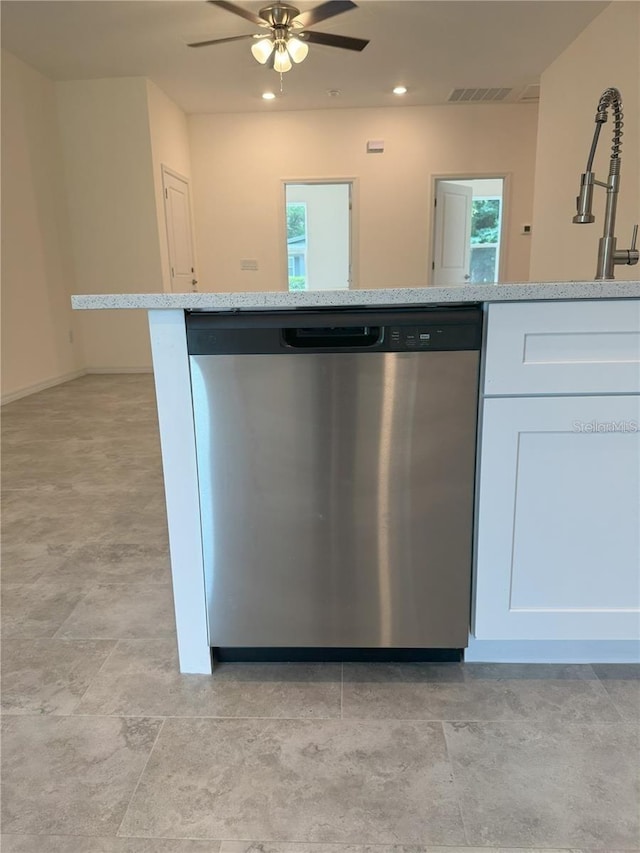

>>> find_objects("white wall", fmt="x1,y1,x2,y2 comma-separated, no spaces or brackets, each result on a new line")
530,2,640,282
1,50,83,400
189,103,538,291
56,77,162,369
146,80,195,293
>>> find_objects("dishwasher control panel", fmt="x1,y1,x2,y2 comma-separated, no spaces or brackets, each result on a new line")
187,306,482,354
388,323,479,351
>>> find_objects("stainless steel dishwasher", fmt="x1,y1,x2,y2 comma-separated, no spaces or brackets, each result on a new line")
187,306,482,660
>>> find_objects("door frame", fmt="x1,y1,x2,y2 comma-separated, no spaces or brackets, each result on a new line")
161,164,198,293
279,177,359,291
430,172,511,285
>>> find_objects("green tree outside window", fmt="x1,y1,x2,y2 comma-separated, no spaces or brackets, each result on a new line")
470,199,500,245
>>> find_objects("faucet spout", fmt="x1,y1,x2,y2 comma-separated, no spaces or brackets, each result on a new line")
572,87,638,280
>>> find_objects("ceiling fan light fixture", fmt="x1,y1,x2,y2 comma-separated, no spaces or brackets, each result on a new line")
273,43,293,72
286,36,309,63
251,37,275,64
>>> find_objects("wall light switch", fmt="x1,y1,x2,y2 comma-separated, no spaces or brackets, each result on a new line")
241,259,259,271
521,224,532,235
366,140,385,153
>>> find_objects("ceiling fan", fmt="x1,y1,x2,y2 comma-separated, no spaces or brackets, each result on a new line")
188,0,369,73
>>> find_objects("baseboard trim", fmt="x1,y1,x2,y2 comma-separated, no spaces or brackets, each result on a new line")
2,367,154,404
85,367,153,374
1,369,86,405
465,637,640,664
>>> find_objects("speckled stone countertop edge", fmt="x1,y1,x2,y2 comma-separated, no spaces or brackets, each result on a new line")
71,281,640,310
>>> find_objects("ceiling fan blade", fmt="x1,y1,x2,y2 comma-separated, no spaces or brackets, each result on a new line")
188,33,256,47
294,0,357,28
302,30,369,51
207,0,267,26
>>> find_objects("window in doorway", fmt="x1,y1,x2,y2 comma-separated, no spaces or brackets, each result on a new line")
284,182,352,291
286,202,308,291
470,197,502,283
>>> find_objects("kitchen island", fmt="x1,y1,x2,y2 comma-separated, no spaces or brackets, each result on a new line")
73,281,640,673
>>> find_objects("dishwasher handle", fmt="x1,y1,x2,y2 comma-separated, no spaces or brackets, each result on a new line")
282,325,383,349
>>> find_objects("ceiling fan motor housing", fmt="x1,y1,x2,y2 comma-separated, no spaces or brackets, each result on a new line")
260,4,301,27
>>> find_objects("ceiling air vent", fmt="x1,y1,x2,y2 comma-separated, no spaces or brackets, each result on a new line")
518,84,541,102
448,87,512,103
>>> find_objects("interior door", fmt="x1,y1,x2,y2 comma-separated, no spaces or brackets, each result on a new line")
432,181,473,286
162,167,197,293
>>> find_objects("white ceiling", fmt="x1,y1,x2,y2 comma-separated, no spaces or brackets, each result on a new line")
1,0,609,114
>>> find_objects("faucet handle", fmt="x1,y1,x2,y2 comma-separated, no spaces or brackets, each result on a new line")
613,225,640,267
624,224,639,267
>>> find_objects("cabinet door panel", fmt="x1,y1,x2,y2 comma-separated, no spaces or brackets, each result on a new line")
475,395,640,640
484,300,640,396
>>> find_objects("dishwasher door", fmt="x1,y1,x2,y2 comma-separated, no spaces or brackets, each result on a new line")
191,348,479,649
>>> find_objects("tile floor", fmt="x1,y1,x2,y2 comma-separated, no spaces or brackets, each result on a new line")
1,374,639,852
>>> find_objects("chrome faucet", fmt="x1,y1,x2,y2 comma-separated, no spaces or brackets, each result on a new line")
573,87,638,280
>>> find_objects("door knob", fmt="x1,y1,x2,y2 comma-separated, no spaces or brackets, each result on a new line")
464,274,471,281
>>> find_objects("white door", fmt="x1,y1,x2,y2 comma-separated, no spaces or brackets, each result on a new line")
475,395,640,641
162,168,197,293
432,181,473,286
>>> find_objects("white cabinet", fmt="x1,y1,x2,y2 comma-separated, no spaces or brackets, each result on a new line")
475,394,640,640
473,299,640,655
484,300,640,396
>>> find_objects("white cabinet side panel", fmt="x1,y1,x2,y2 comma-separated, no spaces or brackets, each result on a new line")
149,309,211,673
475,394,640,640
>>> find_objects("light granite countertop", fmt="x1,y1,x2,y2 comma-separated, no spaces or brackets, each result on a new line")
71,280,640,311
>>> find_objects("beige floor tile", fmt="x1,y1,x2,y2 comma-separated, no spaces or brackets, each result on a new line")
1,486,166,545
0,543,71,584
49,543,171,589
1,486,129,544
0,840,593,853
592,664,640,722
220,844,363,853
1,638,115,715
1,715,162,836
219,845,582,853
1,583,88,639
342,662,621,722
76,639,341,718
95,497,168,546
55,583,176,640
1,838,220,853
592,678,640,722
443,720,640,848
119,718,465,844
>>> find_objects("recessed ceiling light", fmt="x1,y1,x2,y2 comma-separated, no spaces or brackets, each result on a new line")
393,86,408,96
262,91,276,100
327,89,341,97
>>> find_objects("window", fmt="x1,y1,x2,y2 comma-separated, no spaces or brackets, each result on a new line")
286,202,308,291
470,197,502,283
